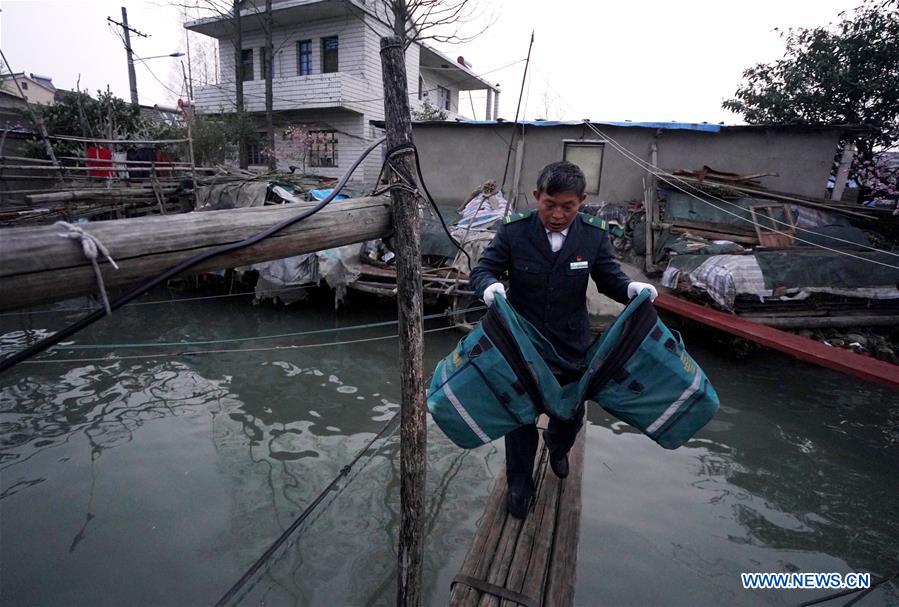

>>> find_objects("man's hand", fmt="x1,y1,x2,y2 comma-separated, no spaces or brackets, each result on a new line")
483,282,506,306
627,281,658,301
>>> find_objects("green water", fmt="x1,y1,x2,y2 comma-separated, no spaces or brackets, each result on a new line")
1,289,897,606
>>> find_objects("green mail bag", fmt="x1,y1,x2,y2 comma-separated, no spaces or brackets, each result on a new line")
426,290,719,449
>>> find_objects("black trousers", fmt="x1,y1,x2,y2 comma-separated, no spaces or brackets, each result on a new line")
505,367,585,496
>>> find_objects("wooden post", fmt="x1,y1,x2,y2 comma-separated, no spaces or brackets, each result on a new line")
380,35,426,607
643,137,659,273
830,144,854,201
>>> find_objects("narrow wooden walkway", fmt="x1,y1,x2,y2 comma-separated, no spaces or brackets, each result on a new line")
450,420,585,607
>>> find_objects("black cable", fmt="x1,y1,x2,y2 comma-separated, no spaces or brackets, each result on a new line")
383,143,473,272
0,137,387,374
214,411,400,607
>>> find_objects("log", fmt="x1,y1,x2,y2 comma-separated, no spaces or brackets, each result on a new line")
0,196,391,311
26,188,179,203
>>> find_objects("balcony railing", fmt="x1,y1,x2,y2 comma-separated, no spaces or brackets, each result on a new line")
194,72,375,114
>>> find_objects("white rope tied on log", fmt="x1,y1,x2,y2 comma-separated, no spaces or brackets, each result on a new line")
55,221,120,315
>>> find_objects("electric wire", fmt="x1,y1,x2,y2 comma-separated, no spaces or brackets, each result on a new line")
19,326,458,365
578,121,899,270
0,136,387,375
0,286,314,317
528,64,899,264
189,58,525,122
383,143,473,272
39,305,484,351
215,406,402,607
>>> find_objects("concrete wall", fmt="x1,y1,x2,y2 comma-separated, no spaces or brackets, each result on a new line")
409,123,841,208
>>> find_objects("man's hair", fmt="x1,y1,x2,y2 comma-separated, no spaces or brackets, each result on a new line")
536,161,587,196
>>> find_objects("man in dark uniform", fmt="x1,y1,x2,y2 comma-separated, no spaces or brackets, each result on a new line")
469,161,657,518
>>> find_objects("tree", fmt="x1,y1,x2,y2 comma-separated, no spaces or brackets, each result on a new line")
723,0,899,160
353,0,489,49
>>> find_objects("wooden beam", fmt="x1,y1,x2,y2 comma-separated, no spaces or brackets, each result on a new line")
0,196,391,311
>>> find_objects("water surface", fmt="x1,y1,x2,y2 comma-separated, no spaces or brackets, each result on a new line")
1,289,897,606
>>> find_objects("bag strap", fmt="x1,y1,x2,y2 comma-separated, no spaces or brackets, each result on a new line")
451,574,539,607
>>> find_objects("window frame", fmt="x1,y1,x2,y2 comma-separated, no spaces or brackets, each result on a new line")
321,36,339,74
240,48,254,82
436,85,450,111
562,140,605,195
297,39,312,76
308,130,338,168
246,141,263,165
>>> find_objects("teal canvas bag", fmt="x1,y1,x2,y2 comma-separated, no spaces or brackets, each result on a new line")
426,291,719,450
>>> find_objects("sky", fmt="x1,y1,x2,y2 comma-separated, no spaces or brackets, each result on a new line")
0,0,861,123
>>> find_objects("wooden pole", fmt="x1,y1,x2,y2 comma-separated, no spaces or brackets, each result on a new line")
0,196,390,311
643,137,658,273
380,35,426,607
264,0,276,171
121,7,140,106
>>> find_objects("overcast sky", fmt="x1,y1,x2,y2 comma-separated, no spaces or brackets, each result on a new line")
0,0,860,123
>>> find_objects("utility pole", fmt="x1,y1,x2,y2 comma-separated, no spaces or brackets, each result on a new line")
108,7,148,106
380,35,426,607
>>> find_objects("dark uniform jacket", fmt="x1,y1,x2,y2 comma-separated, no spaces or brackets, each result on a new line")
469,210,631,362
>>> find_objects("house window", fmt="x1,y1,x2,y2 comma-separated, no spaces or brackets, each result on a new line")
259,47,273,79
418,76,423,100
436,85,450,111
563,141,605,195
309,131,338,167
246,142,263,165
321,36,338,73
21,82,28,90
241,49,254,82
297,40,312,75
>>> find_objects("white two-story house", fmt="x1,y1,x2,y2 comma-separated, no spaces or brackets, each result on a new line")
184,0,500,185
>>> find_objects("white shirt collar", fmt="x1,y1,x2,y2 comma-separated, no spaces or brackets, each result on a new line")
545,227,569,237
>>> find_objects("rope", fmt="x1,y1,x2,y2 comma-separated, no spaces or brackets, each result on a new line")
215,410,401,607
579,121,899,270
0,286,314,317
54,221,120,315
19,326,459,365
47,305,485,350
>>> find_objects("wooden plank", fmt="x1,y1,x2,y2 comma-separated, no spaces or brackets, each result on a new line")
655,293,899,390
545,427,586,606
0,197,391,310
501,436,558,607
451,470,512,606
519,461,561,606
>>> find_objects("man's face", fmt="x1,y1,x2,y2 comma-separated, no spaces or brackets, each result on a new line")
533,189,586,232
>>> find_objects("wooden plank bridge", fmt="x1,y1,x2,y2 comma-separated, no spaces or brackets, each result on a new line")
450,419,586,607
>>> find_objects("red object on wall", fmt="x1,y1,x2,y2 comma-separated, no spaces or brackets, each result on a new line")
86,146,113,178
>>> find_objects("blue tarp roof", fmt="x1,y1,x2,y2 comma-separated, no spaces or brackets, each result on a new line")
435,120,722,132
